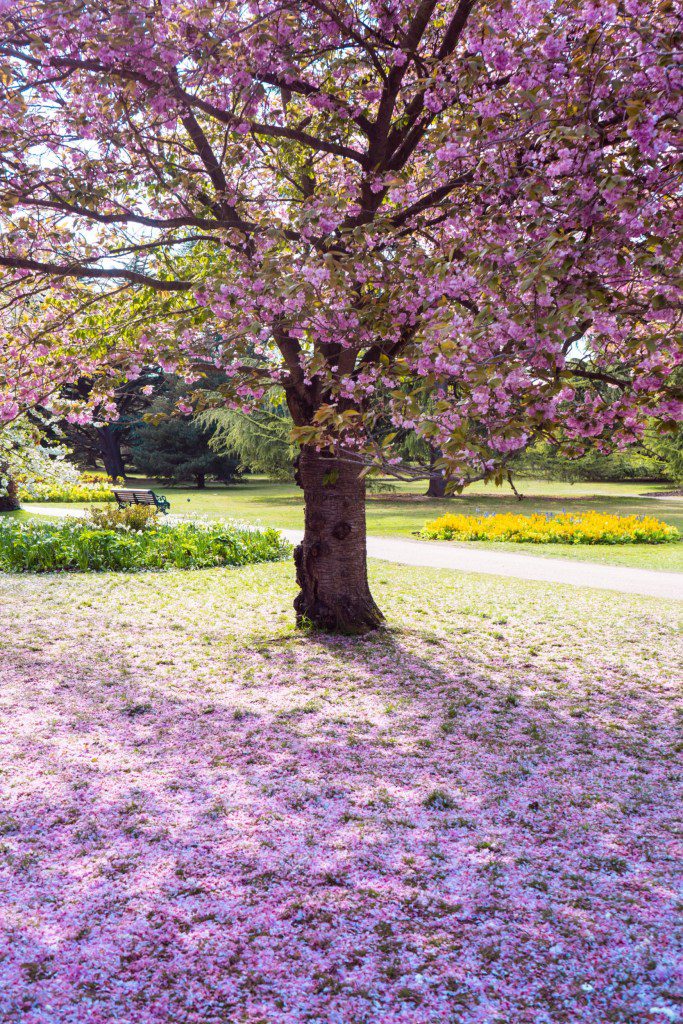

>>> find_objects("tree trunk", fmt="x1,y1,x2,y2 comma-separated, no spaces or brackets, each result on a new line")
96,425,125,479
426,471,447,498
294,448,384,634
195,472,206,489
0,463,20,511
425,444,450,497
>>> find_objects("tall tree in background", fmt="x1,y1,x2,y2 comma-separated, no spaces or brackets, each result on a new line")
130,380,240,487
41,370,164,478
0,1,680,630
200,402,296,481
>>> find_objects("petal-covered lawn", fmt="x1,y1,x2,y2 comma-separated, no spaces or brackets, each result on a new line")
0,563,680,1024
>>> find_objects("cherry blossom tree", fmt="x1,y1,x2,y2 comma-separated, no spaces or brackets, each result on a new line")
0,0,681,630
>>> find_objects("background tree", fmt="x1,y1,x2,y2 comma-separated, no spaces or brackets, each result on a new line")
130,391,239,488
36,370,164,478
511,439,668,485
646,426,683,486
200,401,296,482
0,1,680,630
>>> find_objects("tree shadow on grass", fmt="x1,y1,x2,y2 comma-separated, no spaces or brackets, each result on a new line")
1,622,679,1024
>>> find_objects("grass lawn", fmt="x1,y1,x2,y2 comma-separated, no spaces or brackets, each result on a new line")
1,561,680,1022
29,475,683,571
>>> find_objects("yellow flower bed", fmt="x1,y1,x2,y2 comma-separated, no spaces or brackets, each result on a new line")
422,511,680,545
19,482,116,502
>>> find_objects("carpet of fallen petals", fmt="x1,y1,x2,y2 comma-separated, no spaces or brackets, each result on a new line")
0,561,681,1024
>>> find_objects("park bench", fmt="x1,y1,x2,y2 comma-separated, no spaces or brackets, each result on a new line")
112,487,171,514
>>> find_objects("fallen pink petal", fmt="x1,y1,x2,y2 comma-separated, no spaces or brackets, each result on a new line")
1,564,679,1023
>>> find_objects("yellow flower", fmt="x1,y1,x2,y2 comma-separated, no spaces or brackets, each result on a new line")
422,511,679,545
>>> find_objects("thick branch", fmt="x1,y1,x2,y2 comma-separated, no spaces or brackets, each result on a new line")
385,0,477,166
391,171,475,227
0,255,192,291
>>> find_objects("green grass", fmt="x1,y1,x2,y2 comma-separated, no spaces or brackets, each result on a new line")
445,536,682,571
1,508,65,524
12,474,683,572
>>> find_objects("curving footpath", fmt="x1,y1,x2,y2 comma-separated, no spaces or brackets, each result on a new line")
281,530,683,601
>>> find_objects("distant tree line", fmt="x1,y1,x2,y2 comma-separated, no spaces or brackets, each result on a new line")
39,372,294,488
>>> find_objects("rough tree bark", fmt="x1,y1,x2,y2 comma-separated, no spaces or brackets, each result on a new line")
0,462,20,511
95,425,125,479
293,447,384,633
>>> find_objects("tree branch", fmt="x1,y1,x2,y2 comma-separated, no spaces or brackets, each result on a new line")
0,255,193,291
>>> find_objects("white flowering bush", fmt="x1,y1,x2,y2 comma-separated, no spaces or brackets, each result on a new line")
1,417,110,501
1,419,74,494
0,419,119,503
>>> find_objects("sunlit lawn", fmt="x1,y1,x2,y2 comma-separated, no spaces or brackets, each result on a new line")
28,475,683,572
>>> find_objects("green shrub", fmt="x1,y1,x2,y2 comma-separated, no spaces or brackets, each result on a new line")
0,516,291,573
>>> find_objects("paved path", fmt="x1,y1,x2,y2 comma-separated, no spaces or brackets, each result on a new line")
26,507,682,601
280,530,682,601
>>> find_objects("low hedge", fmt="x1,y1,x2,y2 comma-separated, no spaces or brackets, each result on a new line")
0,515,291,573
421,511,680,545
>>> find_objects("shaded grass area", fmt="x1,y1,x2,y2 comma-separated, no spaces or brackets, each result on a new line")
30,475,682,572
0,562,680,1023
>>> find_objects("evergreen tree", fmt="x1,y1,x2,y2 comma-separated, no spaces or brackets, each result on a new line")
200,402,295,481
47,371,165,478
131,396,239,488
